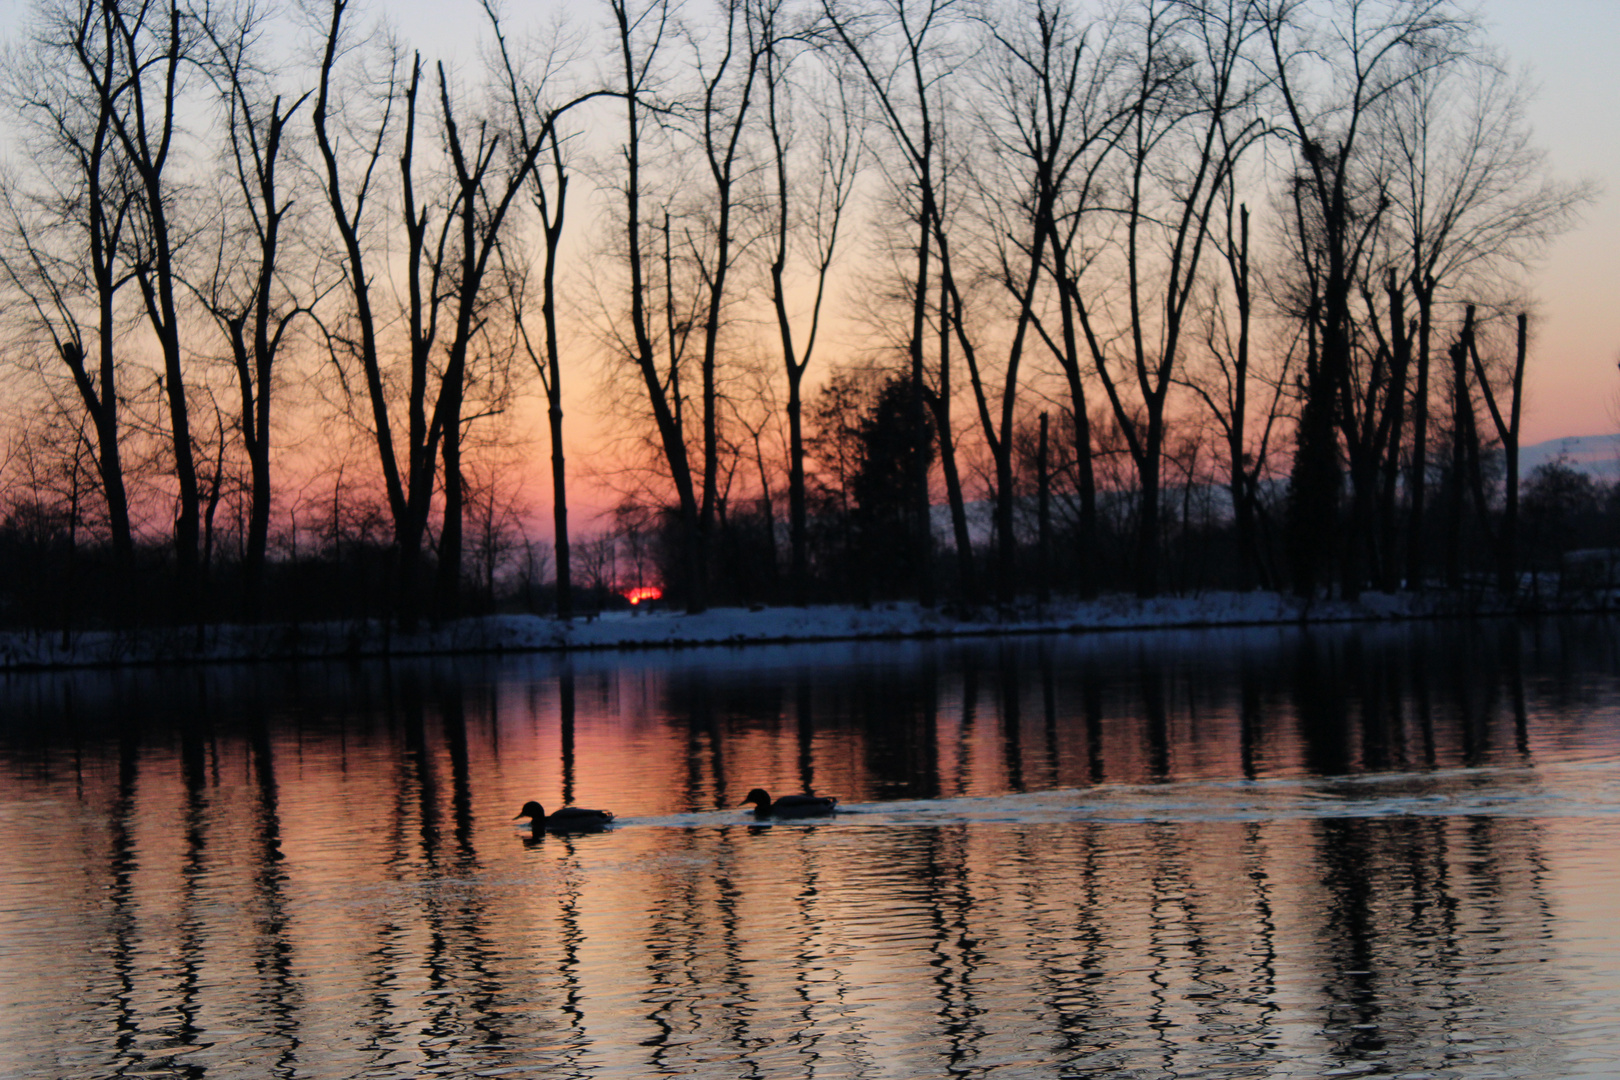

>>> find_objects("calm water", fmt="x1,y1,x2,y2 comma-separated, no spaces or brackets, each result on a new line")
3,618,1620,1078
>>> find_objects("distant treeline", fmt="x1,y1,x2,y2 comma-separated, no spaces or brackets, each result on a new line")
0,0,1597,629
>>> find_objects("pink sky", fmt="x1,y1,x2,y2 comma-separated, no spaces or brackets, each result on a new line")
1479,0,1620,443
392,0,1620,542
369,0,1620,450
0,0,1610,541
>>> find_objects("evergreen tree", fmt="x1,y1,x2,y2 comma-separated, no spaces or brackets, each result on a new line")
852,376,935,602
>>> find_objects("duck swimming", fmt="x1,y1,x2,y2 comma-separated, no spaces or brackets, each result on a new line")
514,801,614,831
741,788,838,818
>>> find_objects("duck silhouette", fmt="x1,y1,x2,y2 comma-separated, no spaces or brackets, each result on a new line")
741,788,837,818
514,801,614,831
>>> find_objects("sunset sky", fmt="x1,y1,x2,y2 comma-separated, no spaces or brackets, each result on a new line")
384,0,1620,455
0,0,1613,532
1475,0,1620,443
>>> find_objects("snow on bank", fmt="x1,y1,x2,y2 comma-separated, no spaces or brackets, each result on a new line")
0,589,1531,671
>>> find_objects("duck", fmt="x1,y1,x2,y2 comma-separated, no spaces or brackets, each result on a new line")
741,788,838,818
514,801,615,831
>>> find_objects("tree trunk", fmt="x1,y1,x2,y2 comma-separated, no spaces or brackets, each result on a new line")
548,389,572,619
1469,311,1528,593
1037,412,1051,605
1444,318,1469,589
1407,276,1434,590
1226,207,1260,589
614,0,705,611
787,367,807,602
933,273,976,604
1379,272,1410,592
908,191,935,608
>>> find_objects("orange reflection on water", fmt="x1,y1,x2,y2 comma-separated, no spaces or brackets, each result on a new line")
0,620,1617,1077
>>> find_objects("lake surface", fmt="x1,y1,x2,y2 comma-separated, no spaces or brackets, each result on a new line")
2,618,1619,1078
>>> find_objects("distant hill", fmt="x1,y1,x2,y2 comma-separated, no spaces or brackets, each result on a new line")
1520,434,1620,481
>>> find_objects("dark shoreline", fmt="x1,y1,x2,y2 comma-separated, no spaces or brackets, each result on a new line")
0,589,1609,673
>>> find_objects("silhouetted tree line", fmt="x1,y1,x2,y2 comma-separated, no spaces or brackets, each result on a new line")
0,0,1597,632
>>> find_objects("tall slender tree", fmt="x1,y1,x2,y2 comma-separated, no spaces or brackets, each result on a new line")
604,0,708,611
973,0,1127,601
95,0,204,593
0,0,138,571
194,3,313,618
823,0,979,606
1375,52,1590,588
763,4,861,603
1262,0,1466,597
1079,0,1263,598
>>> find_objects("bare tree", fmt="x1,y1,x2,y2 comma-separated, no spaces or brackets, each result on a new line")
688,0,771,575
314,0,602,621
499,20,607,624
1466,309,1527,590
969,0,1128,601
1261,0,1468,597
822,0,982,607
93,0,206,590
462,452,531,610
1183,202,1296,589
309,0,421,608
1373,52,1591,589
763,1,861,603
594,0,771,610
601,0,714,611
510,109,580,619
0,0,138,570
1075,0,1265,598
1016,4,1131,600
0,396,99,636
192,1,314,617
311,14,429,620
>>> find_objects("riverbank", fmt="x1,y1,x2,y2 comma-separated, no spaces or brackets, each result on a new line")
0,587,1584,670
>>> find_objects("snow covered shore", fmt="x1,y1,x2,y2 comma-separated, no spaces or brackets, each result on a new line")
0,589,1550,670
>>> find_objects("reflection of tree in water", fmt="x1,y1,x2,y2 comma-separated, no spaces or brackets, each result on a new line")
635,827,763,1076
560,663,577,804
1306,814,1557,1074
1038,822,1290,1074
794,672,817,798
547,833,598,1080
1144,825,1211,1066
920,826,990,1074
608,620,1564,802
959,814,1551,1076
1287,623,1539,779
245,703,301,1079
992,645,1025,794
1079,655,1106,785
655,668,723,810
626,623,1560,800
1239,661,1264,779
1011,823,1126,1069
103,722,142,1071
856,653,944,801
0,620,1604,1077
1139,656,1171,781
167,696,212,1079
632,822,880,1078
36,678,303,1078
1292,631,1356,776
352,674,514,1074
780,829,870,1080
94,683,297,1079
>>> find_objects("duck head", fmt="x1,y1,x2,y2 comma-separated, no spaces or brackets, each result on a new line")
740,788,771,809
514,801,546,822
